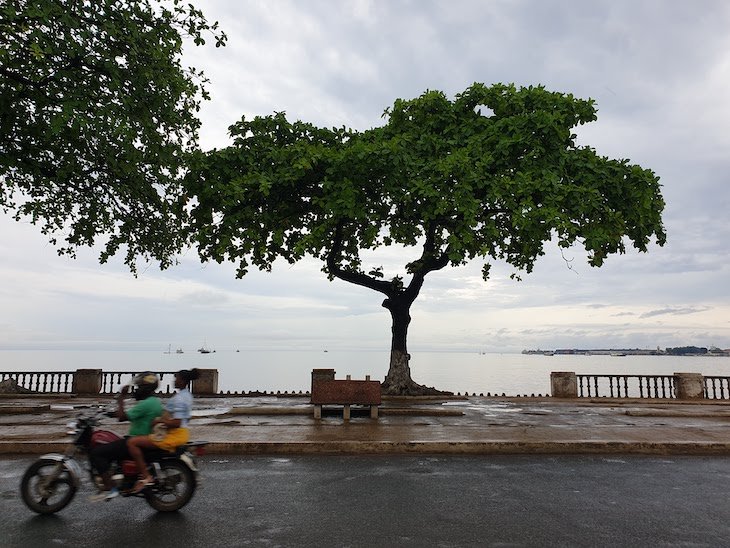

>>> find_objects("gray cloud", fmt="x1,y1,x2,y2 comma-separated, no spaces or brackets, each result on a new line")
640,306,712,319
3,0,730,351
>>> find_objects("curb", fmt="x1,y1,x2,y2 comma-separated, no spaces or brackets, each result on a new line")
0,405,51,414
0,442,71,454
220,407,465,417
202,441,730,456
4,440,730,456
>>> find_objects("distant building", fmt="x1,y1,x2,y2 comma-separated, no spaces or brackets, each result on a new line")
521,346,730,357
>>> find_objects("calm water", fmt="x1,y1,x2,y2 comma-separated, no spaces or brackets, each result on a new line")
3,350,730,395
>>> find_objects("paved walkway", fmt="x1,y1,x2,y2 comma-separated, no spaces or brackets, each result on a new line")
2,395,730,455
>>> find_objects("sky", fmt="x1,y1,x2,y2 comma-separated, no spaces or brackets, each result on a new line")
2,0,730,354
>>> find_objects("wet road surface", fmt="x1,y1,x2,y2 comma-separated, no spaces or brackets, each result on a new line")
2,454,730,547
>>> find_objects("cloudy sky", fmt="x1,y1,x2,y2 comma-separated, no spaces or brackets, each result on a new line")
2,0,729,354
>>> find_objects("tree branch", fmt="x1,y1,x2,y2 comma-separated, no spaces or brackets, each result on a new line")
403,221,450,302
326,220,394,296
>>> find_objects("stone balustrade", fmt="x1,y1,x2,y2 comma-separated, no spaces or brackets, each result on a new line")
3,369,730,401
0,369,219,396
551,371,717,400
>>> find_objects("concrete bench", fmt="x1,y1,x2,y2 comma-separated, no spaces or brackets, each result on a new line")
310,370,381,420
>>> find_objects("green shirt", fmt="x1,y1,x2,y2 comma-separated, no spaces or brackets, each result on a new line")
126,397,163,436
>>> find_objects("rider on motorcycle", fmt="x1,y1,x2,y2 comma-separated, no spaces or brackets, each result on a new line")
127,368,200,493
88,372,163,501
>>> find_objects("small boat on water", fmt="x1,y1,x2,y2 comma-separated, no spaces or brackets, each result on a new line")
198,341,213,354
176,348,184,354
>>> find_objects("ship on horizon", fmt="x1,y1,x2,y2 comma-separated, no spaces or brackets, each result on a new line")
198,341,214,354
522,346,730,357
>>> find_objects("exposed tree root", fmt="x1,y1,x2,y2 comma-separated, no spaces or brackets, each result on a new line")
381,377,453,397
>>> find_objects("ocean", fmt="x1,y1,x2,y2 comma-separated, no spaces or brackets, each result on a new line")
3,349,730,396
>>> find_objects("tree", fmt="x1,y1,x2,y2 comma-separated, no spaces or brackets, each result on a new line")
0,0,225,271
187,83,666,395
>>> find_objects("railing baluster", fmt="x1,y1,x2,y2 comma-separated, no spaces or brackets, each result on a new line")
2,370,730,400
558,374,715,400
0,370,162,394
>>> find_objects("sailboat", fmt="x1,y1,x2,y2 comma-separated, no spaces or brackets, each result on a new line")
197,341,212,354
165,344,184,354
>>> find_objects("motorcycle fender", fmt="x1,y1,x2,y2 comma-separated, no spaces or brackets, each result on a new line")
37,453,83,488
179,453,198,472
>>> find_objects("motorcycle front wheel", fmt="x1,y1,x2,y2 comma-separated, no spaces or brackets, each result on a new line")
20,459,77,514
145,460,195,512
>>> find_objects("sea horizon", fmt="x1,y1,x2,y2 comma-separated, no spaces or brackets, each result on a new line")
2,349,730,397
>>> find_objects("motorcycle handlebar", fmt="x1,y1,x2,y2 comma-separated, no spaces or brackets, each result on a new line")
73,403,116,420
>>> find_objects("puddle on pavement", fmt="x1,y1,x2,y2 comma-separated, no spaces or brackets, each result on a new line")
192,407,232,416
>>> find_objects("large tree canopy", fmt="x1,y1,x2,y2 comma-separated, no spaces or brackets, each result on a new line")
0,0,225,270
187,83,666,394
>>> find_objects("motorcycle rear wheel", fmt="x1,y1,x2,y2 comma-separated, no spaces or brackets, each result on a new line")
21,459,77,514
145,460,195,512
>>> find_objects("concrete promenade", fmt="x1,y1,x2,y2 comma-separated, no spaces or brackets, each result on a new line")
2,394,730,455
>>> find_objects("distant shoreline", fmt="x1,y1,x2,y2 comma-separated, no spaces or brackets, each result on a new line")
522,347,730,357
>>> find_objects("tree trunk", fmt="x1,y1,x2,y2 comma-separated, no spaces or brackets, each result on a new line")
325,225,451,396
381,297,451,396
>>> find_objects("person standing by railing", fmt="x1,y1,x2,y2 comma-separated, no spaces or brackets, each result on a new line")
126,368,200,493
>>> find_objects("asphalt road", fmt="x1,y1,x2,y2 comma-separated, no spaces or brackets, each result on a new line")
2,454,730,547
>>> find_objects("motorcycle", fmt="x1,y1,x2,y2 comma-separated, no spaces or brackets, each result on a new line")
20,405,208,514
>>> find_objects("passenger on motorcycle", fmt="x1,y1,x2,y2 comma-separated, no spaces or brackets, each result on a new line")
89,372,163,501
127,368,200,493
